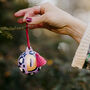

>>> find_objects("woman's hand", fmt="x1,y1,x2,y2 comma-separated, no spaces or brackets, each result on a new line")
14,2,87,43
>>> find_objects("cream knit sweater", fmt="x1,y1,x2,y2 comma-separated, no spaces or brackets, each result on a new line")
72,24,90,69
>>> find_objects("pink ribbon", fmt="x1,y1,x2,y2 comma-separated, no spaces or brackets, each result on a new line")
26,24,30,49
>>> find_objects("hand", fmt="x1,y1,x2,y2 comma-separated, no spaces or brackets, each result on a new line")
14,2,87,43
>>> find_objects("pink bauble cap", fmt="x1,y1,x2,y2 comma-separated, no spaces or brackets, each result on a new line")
35,53,47,67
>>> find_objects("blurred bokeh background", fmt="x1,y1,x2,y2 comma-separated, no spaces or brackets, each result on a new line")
0,0,90,90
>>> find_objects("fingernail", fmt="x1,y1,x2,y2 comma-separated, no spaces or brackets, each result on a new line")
26,17,32,22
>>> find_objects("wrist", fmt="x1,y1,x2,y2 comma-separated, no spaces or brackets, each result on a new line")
67,17,87,43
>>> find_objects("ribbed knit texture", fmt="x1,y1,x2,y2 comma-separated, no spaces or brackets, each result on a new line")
72,24,90,69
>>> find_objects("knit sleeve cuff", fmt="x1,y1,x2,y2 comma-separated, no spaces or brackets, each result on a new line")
71,23,90,70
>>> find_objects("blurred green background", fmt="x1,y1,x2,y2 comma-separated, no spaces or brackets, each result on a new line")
0,0,90,90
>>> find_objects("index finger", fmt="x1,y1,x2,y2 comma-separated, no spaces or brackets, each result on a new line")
14,8,29,17
14,6,41,17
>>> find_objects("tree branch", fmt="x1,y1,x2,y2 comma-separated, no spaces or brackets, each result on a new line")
0,26,26,31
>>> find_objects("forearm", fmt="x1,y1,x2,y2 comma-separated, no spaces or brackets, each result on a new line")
68,17,87,43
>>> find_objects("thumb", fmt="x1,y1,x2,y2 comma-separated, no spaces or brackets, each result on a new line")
25,15,45,25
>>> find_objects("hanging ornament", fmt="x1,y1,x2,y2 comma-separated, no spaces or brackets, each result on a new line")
18,19,47,75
